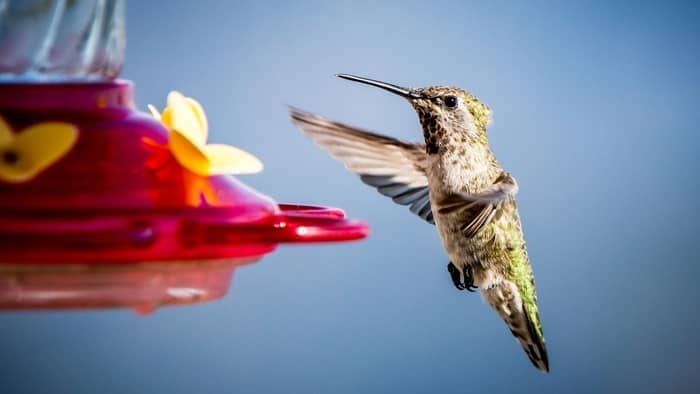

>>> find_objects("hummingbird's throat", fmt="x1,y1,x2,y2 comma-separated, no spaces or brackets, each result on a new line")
416,109,446,155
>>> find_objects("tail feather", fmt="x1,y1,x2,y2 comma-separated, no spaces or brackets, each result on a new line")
483,281,549,372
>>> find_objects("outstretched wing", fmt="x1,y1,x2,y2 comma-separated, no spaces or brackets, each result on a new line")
290,108,434,224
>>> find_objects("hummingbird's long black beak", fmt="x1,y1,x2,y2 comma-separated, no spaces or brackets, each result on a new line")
336,74,424,99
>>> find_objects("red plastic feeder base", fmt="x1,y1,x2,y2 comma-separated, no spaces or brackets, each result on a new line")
0,81,368,311
0,81,369,264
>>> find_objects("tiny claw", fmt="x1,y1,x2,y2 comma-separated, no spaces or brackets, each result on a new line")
447,262,465,291
447,262,479,292
463,264,478,292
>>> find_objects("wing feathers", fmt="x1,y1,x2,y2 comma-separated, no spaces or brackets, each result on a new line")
433,171,518,239
291,108,435,224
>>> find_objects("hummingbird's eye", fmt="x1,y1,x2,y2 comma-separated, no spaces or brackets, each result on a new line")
444,95,458,108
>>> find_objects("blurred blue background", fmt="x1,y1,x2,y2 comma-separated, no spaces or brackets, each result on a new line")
2,1,699,393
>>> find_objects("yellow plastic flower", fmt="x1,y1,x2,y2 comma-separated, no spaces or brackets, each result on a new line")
148,92,263,176
0,116,78,183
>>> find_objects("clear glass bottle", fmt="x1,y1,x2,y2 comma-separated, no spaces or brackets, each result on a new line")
0,0,125,82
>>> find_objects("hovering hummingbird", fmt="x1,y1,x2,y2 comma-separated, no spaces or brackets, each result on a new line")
290,74,548,372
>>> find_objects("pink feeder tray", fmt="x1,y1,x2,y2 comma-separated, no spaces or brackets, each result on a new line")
0,81,369,312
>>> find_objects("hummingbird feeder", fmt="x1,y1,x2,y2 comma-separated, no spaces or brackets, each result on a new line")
0,0,368,312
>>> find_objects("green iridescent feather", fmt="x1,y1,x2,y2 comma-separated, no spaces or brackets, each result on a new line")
505,230,544,339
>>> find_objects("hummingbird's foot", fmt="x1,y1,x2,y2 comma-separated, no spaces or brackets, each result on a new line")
447,262,464,291
447,262,477,292
463,264,477,292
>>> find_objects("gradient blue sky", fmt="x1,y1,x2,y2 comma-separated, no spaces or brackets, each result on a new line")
1,1,699,393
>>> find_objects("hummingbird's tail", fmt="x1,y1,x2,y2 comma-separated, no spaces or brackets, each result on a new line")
482,282,549,373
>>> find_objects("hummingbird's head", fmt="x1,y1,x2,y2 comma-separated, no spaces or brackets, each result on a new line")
337,74,491,155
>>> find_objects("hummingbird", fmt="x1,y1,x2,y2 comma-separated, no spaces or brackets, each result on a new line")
290,74,548,373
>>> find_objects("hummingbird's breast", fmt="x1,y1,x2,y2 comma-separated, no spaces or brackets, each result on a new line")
427,147,513,288
428,146,497,193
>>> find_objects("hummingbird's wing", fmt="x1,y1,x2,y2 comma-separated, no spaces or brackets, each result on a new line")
435,171,519,238
290,108,434,224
